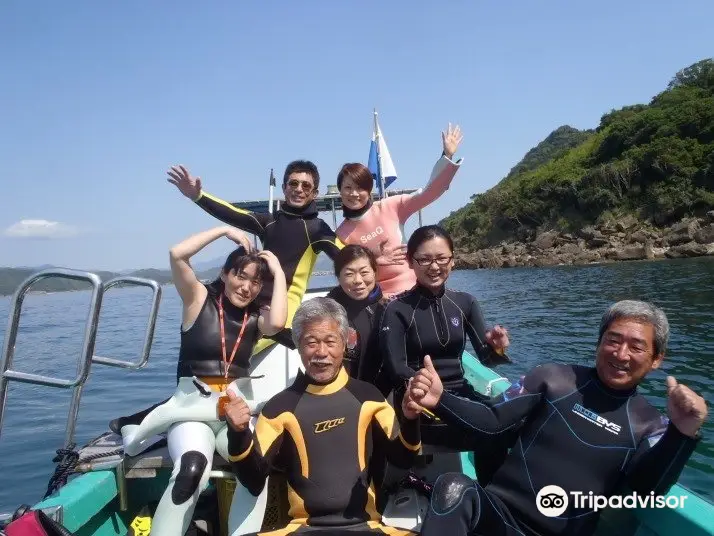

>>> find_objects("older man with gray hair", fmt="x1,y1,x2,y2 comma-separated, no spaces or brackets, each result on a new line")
222,297,421,536
408,299,708,536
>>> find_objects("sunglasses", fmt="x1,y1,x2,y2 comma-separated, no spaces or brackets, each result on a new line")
286,179,315,193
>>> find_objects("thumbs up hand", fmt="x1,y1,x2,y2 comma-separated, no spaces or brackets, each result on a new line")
401,378,423,420
408,355,444,410
666,376,708,438
224,389,251,432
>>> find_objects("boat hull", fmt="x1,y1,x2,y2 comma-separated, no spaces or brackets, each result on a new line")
25,287,714,536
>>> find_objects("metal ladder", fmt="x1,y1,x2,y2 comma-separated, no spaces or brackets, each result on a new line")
0,268,162,449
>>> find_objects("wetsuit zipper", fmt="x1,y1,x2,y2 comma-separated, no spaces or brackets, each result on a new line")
433,297,448,345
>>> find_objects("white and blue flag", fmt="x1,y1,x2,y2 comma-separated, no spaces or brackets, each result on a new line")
369,110,398,197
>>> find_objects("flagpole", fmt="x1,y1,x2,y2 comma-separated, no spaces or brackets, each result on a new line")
374,108,387,200
268,168,275,214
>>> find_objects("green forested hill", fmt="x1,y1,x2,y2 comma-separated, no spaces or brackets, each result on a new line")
441,59,714,252
0,268,112,296
0,266,222,296
0,255,336,296
498,125,594,186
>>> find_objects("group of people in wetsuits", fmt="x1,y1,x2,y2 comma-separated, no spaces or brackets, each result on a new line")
111,121,708,536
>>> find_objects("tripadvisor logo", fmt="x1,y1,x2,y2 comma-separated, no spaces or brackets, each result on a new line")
536,485,688,517
536,485,569,517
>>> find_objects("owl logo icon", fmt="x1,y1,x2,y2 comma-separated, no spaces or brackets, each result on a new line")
536,485,569,517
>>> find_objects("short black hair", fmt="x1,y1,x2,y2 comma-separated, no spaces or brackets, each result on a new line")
206,247,271,300
283,160,320,190
333,244,377,276
406,225,454,259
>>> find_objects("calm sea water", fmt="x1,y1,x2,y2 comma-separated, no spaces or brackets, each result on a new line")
0,258,713,514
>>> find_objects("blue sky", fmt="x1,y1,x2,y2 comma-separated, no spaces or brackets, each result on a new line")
1,0,712,271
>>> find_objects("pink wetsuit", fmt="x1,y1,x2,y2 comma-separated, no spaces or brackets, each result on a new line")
336,155,462,297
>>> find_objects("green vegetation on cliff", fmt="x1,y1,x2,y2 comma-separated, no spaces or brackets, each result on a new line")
497,125,594,187
441,59,714,251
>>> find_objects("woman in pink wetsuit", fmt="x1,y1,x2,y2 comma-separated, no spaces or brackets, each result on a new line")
335,124,463,297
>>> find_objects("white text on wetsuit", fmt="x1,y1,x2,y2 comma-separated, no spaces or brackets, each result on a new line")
571,403,622,435
360,226,384,244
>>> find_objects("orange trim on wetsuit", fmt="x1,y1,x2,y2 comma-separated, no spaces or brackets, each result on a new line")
226,368,420,533
197,376,231,392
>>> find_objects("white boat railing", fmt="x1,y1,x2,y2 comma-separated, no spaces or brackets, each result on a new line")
0,269,162,449
0,269,103,449
92,276,162,369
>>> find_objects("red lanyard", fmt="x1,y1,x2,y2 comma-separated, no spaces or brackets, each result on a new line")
218,294,249,380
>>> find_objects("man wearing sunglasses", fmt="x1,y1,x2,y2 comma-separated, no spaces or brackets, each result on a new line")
167,160,344,353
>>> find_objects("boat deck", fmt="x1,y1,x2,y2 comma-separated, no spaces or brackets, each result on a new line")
77,430,471,480
76,432,233,479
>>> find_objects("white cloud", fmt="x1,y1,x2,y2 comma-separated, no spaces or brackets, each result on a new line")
3,219,80,239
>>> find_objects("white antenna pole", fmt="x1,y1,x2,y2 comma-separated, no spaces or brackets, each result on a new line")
268,168,275,214
374,108,386,200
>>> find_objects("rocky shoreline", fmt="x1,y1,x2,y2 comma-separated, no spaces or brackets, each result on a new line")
454,211,714,270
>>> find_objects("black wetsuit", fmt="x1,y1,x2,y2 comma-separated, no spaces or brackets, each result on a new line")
378,284,512,483
421,363,701,536
379,284,510,394
110,287,266,532
226,367,421,536
109,287,261,432
194,191,343,352
176,287,262,380
326,285,389,395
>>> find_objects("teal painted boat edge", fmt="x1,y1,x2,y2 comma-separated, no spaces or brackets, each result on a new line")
28,468,174,534
74,506,129,536
461,351,714,536
459,351,509,483
633,485,714,536
23,350,713,535
32,471,117,533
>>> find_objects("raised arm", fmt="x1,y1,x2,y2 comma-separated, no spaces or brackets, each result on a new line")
167,165,269,238
256,251,288,336
411,357,544,438
624,376,706,495
169,226,252,321
462,295,511,367
311,219,345,260
396,124,464,222
625,420,700,495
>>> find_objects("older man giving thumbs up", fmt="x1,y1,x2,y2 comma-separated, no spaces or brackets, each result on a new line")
408,300,707,536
